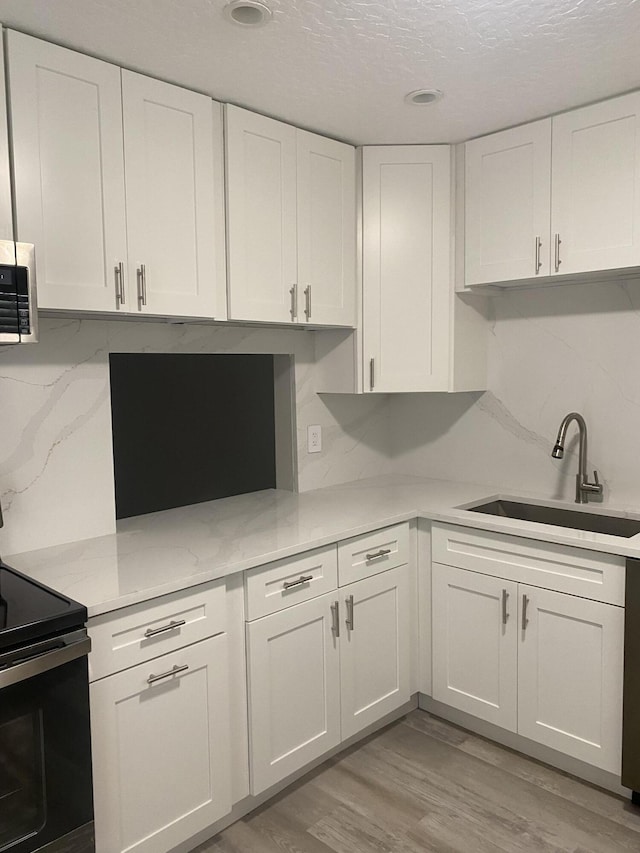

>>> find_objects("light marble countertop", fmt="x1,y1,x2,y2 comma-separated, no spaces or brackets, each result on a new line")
6,474,640,617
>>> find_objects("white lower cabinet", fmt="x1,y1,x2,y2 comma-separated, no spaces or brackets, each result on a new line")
517,585,624,773
246,592,341,795
432,559,624,773
90,633,232,853
432,564,518,731
246,533,412,796
340,567,411,740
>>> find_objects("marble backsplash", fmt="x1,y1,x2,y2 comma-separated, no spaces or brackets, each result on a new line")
391,277,640,509
5,276,640,555
0,318,392,554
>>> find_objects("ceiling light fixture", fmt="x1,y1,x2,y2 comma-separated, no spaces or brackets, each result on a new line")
404,89,444,106
223,0,273,27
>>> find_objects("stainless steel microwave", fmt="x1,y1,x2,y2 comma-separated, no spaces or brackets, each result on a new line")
0,240,38,344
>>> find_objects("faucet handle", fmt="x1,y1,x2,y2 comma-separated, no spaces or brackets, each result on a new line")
591,470,604,495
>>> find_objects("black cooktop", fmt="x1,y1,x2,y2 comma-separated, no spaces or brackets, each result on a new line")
0,562,87,651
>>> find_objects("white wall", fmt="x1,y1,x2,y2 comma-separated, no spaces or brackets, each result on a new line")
392,277,640,508
0,318,392,554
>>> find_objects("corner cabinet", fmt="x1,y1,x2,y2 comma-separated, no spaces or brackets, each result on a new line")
7,30,226,319
464,91,640,287
431,524,624,774
362,146,451,392
360,145,486,393
225,105,356,326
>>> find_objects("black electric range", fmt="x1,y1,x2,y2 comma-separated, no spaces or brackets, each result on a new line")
0,561,87,651
0,560,94,853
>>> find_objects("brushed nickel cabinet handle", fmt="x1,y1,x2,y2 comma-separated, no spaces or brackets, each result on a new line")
290,284,298,321
366,548,391,561
331,600,340,637
522,594,529,632
137,264,147,307
502,589,509,625
283,574,313,590
535,236,542,274
345,594,354,631
147,663,188,685
369,357,375,391
554,234,562,272
144,619,186,638
304,284,312,320
114,262,125,305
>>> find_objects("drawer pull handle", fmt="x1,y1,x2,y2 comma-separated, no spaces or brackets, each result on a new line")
283,574,314,590
331,600,340,637
144,619,186,639
147,664,189,685
501,589,509,625
366,548,391,561
522,594,529,632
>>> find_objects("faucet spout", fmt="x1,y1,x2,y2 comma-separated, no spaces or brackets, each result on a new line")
551,412,602,504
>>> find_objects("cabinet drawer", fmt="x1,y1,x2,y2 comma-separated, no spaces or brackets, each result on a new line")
432,523,624,605
88,580,226,681
245,545,338,620
338,523,410,586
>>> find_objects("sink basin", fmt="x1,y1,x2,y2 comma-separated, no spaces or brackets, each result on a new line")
466,499,640,538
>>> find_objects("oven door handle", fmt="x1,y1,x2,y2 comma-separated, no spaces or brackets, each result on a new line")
0,634,91,689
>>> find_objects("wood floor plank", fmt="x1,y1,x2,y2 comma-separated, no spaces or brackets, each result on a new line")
204,711,640,853
379,721,640,853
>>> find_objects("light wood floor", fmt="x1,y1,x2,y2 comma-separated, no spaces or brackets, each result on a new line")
201,711,640,853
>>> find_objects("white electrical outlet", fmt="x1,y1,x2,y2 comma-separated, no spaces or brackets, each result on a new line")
307,424,322,453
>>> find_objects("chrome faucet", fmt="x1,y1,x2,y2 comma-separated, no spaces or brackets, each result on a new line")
551,412,603,504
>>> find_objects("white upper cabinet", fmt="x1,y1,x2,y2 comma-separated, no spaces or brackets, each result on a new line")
226,105,356,326
0,33,13,242
296,130,356,325
465,120,552,285
121,71,226,319
226,106,298,323
551,92,640,276
7,30,128,312
7,32,225,319
464,91,640,287
362,145,452,392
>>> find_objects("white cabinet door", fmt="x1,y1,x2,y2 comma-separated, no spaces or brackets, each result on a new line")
7,30,128,312
122,71,226,319
340,567,411,740
518,586,624,773
296,130,356,326
0,32,13,242
465,119,552,284
432,563,518,731
551,92,640,275
90,634,231,853
362,146,451,392
226,105,297,323
246,592,341,794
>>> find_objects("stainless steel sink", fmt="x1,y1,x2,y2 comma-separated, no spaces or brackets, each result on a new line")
466,499,640,538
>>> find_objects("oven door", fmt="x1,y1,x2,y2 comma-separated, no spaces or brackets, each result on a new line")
0,631,94,853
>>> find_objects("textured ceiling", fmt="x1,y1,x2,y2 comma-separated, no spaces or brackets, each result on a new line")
0,0,638,145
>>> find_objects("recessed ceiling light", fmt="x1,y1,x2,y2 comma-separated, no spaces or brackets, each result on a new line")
223,0,273,27
404,89,444,106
